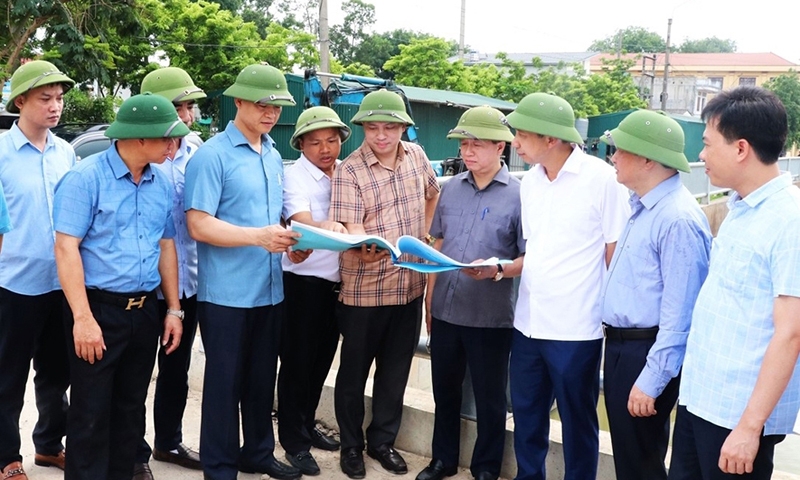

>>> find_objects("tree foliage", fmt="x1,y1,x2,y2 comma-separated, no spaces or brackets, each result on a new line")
678,36,736,53
589,26,666,53
329,0,376,65
383,37,471,91
61,88,117,123
584,58,647,114
764,70,800,150
352,29,438,78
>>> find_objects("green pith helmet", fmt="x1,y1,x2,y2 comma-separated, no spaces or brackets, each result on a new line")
141,67,206,103
223,64,295,106
350,89,414,125
447,106,513,142
6,60,75,113
104,93,191,140
290,106,351,151
600,109,690,173
506,92,584,145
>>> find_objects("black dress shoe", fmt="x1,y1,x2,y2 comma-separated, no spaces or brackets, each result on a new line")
473,472,498,480
311,426,340,451
286,451,320,476
416,459,457,480
340,447,366,479
367,443,407,474
239,456,302,480
133,462,155,480
153,443,202,470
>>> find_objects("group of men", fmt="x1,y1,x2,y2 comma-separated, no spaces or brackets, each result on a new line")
0,54,798,480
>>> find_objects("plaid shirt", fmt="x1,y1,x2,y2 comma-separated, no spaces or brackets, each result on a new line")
330,140,440,307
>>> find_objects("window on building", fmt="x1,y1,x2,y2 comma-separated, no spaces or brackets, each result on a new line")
708,77,723,89
695,92,708,115
739,77,756,86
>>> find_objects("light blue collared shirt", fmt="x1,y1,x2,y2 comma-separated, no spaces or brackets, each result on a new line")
153,137,199,299
0,182,11,234
53,144,176,293
601,174,711,397
184,121,284,308
0,123,75,295
680,174,800,435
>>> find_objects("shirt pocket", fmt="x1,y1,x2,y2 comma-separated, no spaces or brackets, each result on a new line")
616,242,659,289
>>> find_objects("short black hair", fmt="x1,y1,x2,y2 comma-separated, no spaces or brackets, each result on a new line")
701,86,787,164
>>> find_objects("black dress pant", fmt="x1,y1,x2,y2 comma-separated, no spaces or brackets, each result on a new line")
603,335,680,480
0,288,69,467
667,405,785,480
137,295,199,462
277,272,340,454
334,297,422,450
64,292,160,480
429,318,512,477
198,302,282,480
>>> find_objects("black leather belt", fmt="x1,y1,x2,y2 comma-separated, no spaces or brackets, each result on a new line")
86,289,154,310
602,323,659,341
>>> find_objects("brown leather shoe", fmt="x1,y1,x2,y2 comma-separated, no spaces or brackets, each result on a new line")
34,450,65,470
152,443,201,470
1,461,28,479
133,463,155,480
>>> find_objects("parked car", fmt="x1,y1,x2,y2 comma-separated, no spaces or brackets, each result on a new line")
52,123,111,161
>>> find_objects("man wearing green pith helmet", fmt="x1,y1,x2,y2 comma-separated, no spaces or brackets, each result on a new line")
184,64,306,480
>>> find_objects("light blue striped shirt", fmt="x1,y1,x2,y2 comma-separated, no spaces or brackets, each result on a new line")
601,174,712,397
0,123,75,295
680,173,800,435
53,144,176,293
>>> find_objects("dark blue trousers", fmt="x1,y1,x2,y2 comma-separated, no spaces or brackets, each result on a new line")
509,331,602,480
198,301,282,480
667,406,785,480
430,318,512,477
277,273,340,454
0,288,69,467
137,295,199,462
603,335,680,480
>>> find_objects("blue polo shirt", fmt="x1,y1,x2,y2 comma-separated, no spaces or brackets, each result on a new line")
0,182,11,234
53,144,176,293
0,124,76,295
184,121,284,308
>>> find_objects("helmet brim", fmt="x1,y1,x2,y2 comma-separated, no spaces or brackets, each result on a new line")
601,128,690,173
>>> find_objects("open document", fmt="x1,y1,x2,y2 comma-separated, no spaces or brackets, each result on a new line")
290,222,513,273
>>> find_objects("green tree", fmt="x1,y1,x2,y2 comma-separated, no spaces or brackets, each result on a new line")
764,70,800,150
329,0,376,64
494,53,534,102
330,59,375,77
383,37,470,91
584,58,647,114
352,29,436,78
589,26,666,53
61,88,117,123
678,36,736,53
1,0,68,78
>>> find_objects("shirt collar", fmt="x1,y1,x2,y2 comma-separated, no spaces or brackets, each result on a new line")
728,173,792,210
106,142,154,182
534,145,583,179
638,173,682,210
297,153,337,181
465,163,511,188
224,120,276,151
9,122,56,152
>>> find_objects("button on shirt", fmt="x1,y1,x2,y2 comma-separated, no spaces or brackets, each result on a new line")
514,147,630,340
429,166,525,329
153,137,199,299
601,174,711,398
281,154,341,283
0,182,11,234
0,124,76,295
680,173,800,435
53,144,176,293
184,121,284,308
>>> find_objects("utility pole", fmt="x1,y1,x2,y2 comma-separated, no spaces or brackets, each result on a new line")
459,0,466,60
660,17,672,111
319,0,330,86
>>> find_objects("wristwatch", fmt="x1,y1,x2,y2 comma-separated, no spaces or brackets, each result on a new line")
166,308,185,321
492,264,504,282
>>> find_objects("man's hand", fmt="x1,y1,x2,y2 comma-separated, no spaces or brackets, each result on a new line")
628,385,657,417
320,220,347,234
718,424,760,475
350,243,390,263
162,314,183,355
464,259,496,281
287,249,312,264
254,225,300,253
73,316,106,364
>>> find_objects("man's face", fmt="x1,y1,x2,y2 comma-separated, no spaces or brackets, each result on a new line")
141,137,178,164
236,99,281,135
700,118,738,188
174,100,196,128
16,84,65,129
611,148,647,190
299,127,341,175
459,139,503,177
362,121,404,158
511,129,548,165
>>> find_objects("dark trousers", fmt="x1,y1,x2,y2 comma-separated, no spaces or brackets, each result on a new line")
430,318,512,477
334,297,422,450
604,335,680,480
509,331,602,480
0,288,69,467
137,295,199,462
277,273,340,454
198,302,282,480
64,293,161,480
667,405,785,480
